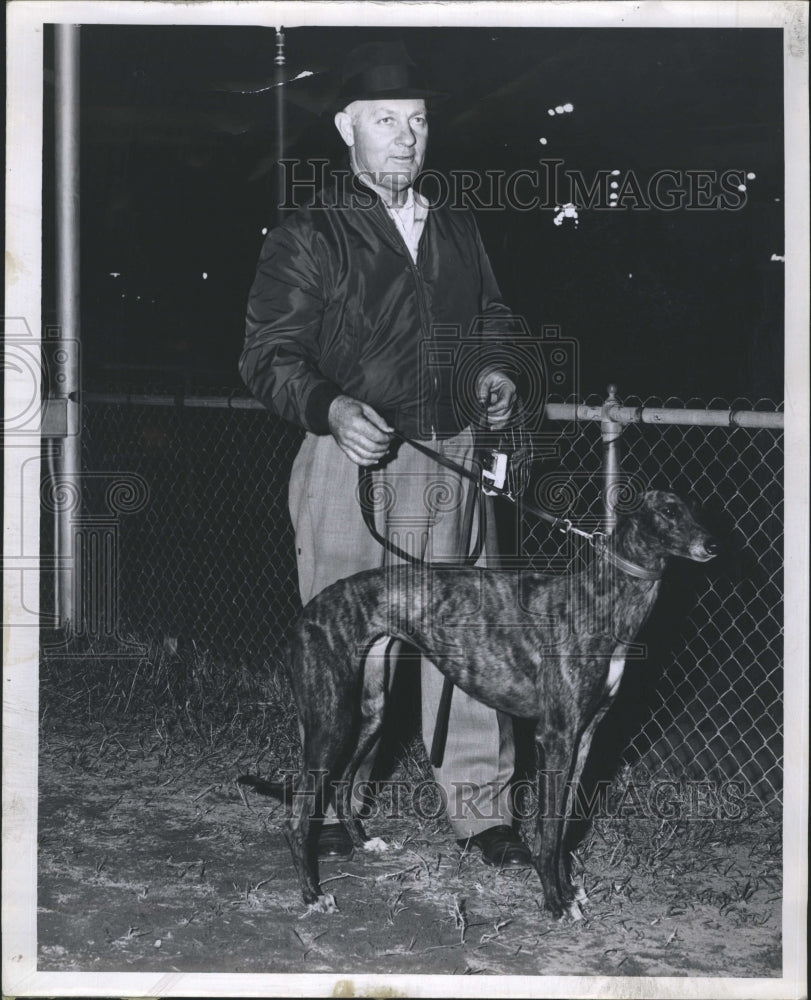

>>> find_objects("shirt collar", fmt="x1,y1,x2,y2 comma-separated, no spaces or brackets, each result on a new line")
392,187,429,221
388,186,414,214
350,172,430,217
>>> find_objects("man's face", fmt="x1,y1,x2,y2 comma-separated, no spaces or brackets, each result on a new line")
335,99,428,196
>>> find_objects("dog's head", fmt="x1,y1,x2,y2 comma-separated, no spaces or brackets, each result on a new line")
632,490,719,562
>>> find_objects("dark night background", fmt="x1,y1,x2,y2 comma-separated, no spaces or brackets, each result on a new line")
43,24,785,401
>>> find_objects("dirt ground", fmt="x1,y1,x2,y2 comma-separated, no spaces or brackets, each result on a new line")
38,719,782,979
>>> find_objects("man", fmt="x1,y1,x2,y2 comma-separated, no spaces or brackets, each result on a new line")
240,41,531,867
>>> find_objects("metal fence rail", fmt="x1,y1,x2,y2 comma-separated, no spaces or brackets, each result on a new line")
72,387,783,805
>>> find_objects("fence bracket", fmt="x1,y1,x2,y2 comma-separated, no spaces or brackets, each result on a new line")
42,395,82,437
601,383,625,533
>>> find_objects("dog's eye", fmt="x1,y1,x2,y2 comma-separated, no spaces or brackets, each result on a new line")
662,503,680,518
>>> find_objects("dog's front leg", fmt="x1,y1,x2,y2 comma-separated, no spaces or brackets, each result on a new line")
557,702,613,910
533,728,582,921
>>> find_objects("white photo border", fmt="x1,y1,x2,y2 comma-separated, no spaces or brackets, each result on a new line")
4,2,808,997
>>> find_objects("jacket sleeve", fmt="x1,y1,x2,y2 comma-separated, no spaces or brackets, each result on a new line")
239,223,342,434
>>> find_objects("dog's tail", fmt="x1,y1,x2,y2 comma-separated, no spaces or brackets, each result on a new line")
237,772,296,803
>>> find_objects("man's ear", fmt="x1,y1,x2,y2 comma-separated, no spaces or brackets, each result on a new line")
334,110,354,148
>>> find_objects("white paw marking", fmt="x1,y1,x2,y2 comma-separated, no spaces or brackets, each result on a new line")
301,893,338,917
566,900,584,922
574,884,589,905
363,836,389,854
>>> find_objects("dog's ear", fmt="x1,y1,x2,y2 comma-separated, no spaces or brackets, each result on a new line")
639,487,657,508
685,492,704,516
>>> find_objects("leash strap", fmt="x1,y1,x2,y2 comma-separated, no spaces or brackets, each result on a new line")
357,442,485,568
358,465,422,566
430,676,455,768
392,430,583,536
360,432,664,569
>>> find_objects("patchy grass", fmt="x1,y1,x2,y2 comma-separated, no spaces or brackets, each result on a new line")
41,633,299,766
38,637,782,976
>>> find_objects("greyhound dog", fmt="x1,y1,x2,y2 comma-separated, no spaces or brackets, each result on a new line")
241,490,717,919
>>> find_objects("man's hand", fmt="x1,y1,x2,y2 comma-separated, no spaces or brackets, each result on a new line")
328,395,395,466
476,370,516,429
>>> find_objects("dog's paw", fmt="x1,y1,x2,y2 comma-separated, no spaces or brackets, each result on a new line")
300,893,338,917
573,883,589,906
546,898,584,923
362,836,389,854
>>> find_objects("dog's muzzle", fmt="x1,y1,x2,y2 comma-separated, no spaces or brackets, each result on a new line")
691,537,719,561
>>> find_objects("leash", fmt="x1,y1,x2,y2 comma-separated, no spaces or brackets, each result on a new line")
398,441,665,581
358,447,486,568
361,427,594,542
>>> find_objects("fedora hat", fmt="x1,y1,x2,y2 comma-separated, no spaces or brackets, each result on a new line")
333,40,445,111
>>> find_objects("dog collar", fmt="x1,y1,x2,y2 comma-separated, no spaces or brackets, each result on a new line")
592,535,665,581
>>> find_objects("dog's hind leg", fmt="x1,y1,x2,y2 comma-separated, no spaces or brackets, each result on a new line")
337,636,395,854
282,629,361,910
282,761,329,909
284,718,360,912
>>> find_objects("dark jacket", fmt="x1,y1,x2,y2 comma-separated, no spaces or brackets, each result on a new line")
240,175,517,439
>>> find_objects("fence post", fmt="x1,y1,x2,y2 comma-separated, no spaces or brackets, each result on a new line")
54,23,82,628
601,383,623,533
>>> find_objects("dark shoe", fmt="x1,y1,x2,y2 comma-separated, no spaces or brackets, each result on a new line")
457,825,532,868
317,823,354,862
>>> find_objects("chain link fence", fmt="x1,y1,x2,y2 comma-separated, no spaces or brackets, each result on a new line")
72,387,783,806
75,389,304,665
517,393,783,806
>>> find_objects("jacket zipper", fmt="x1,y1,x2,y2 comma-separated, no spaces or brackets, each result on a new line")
374,201,438,437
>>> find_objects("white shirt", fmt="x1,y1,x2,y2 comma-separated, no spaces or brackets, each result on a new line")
383,187,429,264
